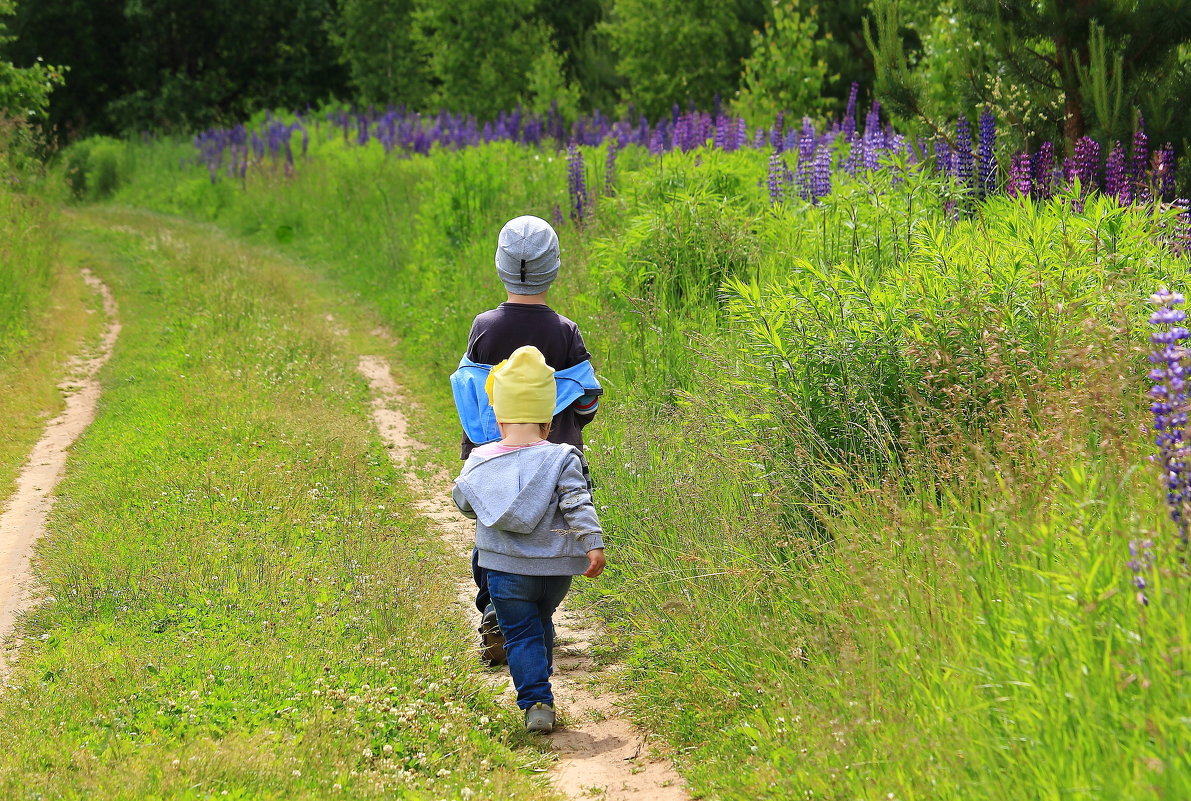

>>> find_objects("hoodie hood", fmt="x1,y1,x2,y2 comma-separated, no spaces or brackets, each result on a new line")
453,445,573,534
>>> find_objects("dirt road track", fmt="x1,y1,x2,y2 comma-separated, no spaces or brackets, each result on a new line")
0,269,120,680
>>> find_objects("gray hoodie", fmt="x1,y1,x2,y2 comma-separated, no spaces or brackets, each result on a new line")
452,443,604,576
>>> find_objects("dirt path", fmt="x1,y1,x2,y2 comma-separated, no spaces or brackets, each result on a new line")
0,268,121,679
356,353,689,801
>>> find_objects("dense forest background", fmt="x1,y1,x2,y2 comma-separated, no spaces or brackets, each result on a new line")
1,0,1190,156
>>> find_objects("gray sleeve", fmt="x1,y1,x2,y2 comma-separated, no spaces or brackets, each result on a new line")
556,454,604,550
452,483,477,519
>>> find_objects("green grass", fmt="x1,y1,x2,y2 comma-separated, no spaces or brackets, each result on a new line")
0,207,559,800
37,130,1191,799
0,189,106,499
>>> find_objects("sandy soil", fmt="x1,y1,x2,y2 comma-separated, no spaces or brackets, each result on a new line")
356,352,689,801
0,269,121,679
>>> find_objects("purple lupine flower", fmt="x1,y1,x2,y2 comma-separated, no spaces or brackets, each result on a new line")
1148,285,1191,547
810,145,832,200
841,82,859,141
1132,114,1150,202
1127,538,1155,606
1156,143,1177,202
1105,141,1130,203
771,111,786,154
648,127,665,156
1032,142,1055,199
1073,136,1100,194
768,152,785,204
977,109,996,197
567,143,588,224
862,101,882,172
796,123,815,200
753,127,767,149
1173,198,1191,257
934,138,952,178
954,116,974,191
1007,152,1032,198
552,202,564,229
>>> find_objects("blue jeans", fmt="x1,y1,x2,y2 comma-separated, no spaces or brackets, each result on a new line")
486,571,573,709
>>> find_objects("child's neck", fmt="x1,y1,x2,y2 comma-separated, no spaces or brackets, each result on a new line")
499,423,545,446
505,291,549,305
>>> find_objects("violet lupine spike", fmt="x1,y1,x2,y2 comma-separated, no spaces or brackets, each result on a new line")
771,111,786,154
567,143,588,224
977,109,996,197
1073,136,1100,195
1127,538,1155,606
1174,199,1191,257
605,139,618,197
954,116,974,192
796,125,815,200
1148,285,1191,548
842,82,859,141
810,145,832,201
1156,143,1177,202
768,152,785,204
934,138,952,178
1032,142,1055,199
1007,153,1032,198
1132,114,1150,202
1105,141,1130,204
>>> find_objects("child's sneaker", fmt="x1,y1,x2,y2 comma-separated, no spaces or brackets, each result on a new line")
524,703,556,733
479,609,507,666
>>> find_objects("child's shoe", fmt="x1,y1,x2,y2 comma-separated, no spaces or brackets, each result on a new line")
524,703,556,733
479,609,507,666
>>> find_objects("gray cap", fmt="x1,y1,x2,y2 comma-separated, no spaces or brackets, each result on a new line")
495,215,560,295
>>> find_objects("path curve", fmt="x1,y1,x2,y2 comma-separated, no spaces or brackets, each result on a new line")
356,353,689,801
0,268,121,678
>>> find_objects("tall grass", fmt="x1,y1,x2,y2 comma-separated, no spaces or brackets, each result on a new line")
92,131,1191,799
0,185,56,356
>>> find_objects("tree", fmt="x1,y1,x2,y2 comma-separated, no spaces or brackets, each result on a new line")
868,0,1191,149
732,0,836,123
10,0,346,136
334,0,428,108
601,0,768,120
0,0,64,121
411,0,568,119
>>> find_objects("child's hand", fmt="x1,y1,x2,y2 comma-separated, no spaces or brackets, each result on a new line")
583,548,606,578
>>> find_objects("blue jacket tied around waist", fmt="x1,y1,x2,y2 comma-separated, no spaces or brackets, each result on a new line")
451,356,602,445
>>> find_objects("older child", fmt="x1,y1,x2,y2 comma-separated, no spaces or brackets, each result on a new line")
452,346,605,733
451,215,602,666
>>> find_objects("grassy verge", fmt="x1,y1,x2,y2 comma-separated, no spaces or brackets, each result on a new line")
0,263,103,499
0,207,557,800
0,189,101,499
77,134,1191,799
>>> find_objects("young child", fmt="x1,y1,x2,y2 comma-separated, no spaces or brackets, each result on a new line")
451,215,602,666
452,346,606,733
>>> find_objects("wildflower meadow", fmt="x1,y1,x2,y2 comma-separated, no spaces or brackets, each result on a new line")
0,88,1173,799
2,0,1191,791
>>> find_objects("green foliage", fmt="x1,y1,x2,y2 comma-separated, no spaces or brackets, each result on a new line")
524,46,582,121
0,0,63,120
332,0,427,107
601,0,765,119
411,0,556,120
58,136,131,200
732,0,835,124
874,0,1191,148
11,0,347,135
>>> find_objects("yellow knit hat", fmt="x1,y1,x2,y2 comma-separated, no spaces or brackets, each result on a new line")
485,346,556,423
